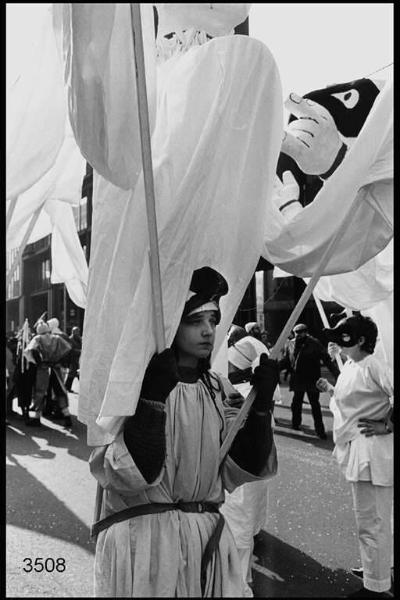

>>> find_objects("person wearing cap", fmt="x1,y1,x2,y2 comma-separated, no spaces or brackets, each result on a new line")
23,322,73,428
317,314,393,598
89,266,279,597
227,334,269,386
245,322,271,349
279,323,339,439
222,331,280,596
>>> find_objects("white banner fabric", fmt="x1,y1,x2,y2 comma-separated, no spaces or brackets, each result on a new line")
312,240,393,312
46,200,89,309
63,3,156,191
77,35,283,445
6,4,66,200
262,77,393,277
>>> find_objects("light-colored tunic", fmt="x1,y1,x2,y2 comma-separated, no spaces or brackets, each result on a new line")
330,354,393,485
90,376,272,597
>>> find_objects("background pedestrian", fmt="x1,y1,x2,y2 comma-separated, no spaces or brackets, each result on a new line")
65,326,82,393
280,323,339,439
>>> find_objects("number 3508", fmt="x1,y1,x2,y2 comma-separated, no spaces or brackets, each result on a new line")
23,558,66,573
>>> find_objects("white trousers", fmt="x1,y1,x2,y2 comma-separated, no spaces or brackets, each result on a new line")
350,480,393,593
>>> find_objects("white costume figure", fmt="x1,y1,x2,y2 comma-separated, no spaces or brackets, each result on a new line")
273,75,393,370
318,316,393,597
68,4,283,444
222,334,280,596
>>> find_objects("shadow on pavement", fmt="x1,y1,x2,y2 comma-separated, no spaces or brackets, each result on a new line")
273,416,335,451
252,530,360,598
6,452,95,555
6,414,91,463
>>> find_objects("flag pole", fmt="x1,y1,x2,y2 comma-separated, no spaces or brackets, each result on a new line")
130,2,166,352
92,3,166,534
220,196,361,462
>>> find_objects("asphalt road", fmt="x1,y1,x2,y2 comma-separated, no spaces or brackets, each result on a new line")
6,382,366,598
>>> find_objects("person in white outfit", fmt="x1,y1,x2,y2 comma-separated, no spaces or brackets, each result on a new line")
222,332,280,596
317,314,393,598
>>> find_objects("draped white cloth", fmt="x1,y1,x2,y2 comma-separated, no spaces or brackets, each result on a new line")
6,3,66,200
47,200,88,309
312,240,393,312
311,242,393,370
271,73,393,370
63,3,157,191
77,33,283,445
262,76,393,277
6,128,88,308
6,4,88,308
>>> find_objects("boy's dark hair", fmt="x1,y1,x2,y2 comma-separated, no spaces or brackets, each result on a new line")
355,315,378,354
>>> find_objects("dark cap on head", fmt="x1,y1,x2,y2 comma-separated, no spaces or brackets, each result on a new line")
182,267,228,323
293,323,308,334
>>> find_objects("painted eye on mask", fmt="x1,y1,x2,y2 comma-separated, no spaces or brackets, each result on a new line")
341,333,352,343
331,89,360,109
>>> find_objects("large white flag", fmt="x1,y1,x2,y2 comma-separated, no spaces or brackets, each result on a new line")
6,3,66,200
262,76,393,277
78,33,283,445
7,128,88,307
61,3,157,191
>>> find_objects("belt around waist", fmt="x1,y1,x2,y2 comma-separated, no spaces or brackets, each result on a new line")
92,500,225,593
91,500,220,538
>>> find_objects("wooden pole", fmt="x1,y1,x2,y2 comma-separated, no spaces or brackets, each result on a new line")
131,3,166,352
219,197,361,462
6,206,41,289
93,3,166,533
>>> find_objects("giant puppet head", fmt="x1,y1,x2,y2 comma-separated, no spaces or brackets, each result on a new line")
280,76,383,181
275,76,387,215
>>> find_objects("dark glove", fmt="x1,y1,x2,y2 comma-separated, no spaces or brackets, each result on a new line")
250,354,280,412
140,348,180,403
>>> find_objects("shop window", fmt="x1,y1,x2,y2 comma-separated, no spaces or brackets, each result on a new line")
30,258,51,291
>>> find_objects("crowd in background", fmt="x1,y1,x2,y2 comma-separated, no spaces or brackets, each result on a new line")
5,314,81,428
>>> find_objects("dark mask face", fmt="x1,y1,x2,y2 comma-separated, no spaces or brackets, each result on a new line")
302,78,380,138
323,317,361,347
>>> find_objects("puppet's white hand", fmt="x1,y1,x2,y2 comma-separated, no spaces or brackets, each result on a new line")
273,171,302,220
281,92,345,176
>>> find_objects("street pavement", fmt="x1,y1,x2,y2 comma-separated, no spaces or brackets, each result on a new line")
6,381,367,598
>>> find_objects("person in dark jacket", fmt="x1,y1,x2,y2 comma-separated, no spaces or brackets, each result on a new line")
65,326,82,392
280,323,339,439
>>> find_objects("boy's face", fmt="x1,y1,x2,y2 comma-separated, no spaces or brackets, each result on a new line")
175,310,217,364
